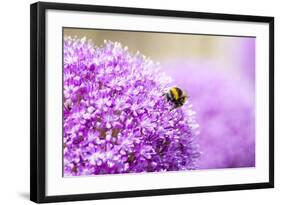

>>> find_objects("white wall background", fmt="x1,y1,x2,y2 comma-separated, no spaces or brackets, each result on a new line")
0,0,278,204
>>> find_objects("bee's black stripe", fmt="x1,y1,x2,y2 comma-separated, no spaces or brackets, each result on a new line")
174,87,183,97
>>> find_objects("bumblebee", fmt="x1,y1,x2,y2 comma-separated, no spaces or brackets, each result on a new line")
165,87,188,109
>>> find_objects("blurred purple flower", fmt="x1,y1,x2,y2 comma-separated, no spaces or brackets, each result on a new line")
163,60,255,169
63,37,200,176
231,38,255,83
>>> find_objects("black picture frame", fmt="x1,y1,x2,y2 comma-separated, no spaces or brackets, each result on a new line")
30,1,274,203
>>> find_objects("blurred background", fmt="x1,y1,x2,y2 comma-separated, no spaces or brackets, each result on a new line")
64,28,255,170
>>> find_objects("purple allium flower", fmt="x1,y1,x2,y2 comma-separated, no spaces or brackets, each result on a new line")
63,37,200,176
163,60,255,169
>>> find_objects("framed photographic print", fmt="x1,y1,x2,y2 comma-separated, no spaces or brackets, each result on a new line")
30,1,274,203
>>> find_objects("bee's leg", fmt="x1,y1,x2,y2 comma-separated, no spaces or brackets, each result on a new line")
163,93,169,98
171,101,183,111
169,105,178,112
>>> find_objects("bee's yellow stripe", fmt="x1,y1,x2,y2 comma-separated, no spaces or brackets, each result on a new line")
170,87,179,100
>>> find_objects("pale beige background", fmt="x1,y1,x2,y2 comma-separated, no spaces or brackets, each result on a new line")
64,28,238,65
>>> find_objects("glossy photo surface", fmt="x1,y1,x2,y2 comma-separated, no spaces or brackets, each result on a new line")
63,28,255,176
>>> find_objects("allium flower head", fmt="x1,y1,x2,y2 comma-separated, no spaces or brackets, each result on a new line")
63,37,200,176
